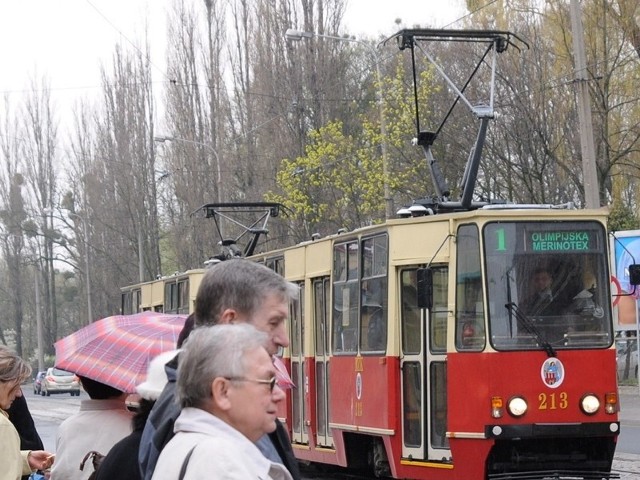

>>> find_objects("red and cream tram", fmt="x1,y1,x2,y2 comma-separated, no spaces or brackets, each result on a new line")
119,28,634,478
249,207,623,479
121,207,628,479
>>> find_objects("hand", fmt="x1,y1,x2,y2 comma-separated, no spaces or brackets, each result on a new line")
28,451,55,471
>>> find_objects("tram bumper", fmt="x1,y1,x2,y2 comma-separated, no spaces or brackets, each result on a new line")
484,422,619,479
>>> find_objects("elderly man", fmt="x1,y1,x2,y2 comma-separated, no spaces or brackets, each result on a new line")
140,259,300,480
151,324,292,480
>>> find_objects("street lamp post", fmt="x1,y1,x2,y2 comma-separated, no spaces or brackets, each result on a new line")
154,135,223,203
285,29,393,219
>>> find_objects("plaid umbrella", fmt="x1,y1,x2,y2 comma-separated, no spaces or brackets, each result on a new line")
54,311,187,393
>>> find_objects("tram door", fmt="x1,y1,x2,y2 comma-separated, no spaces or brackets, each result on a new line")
290,283,308,444
400,267,450,460
312,277,333,447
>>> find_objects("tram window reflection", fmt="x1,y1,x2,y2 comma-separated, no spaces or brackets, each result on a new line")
401,272,421,354
403,362,422,447
430,362,449,449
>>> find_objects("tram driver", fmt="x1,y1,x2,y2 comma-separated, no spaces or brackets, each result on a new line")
521,267,567,317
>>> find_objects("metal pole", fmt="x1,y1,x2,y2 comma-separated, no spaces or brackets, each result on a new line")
68,212,93,324
569,0,600,209
34,268,44,372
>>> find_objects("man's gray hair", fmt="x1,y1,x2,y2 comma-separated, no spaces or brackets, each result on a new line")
194,259,298,327
176,324,268,409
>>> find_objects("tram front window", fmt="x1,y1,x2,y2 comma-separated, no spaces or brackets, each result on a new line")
484,221,612,351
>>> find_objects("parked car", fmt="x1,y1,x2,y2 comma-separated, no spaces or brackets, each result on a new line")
617,341,638,381
33,370,46,395
41,367,81,396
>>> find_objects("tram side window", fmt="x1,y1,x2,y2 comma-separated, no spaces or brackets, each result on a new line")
430,362,449,449
314,278,330,355
290,282,304,357
360,235,388,353
401,271,421,355
164,282,178,314
121,291,132,315
333,241,359,353
455,224,486,351
177,280,189,314
430,268,448,353
266,257,284,276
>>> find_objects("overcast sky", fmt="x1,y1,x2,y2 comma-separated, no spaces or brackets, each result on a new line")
0,0,464,125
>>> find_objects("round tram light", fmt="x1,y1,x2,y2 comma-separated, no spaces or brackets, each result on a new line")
507,396,528,417
580,394,600,415
604,392,618,414
491,396,503,418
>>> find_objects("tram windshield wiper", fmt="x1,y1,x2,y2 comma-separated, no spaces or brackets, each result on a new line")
505,302,557,357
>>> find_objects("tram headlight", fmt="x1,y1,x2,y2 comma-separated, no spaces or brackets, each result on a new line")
507,396,528,417
580,394,600,415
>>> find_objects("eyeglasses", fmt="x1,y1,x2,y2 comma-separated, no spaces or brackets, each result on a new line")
225,376,277,392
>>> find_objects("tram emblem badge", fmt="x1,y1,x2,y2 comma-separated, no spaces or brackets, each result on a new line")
540,358,565,388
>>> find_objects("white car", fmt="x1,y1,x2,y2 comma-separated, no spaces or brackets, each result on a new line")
617,341,638,382
41,367,81,396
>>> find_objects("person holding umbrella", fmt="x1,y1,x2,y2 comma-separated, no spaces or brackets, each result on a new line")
140,259,301,480
0,346,54,479
50,377,133,480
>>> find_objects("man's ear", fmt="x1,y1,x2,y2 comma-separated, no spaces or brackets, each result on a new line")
212,377,232,411
218,308,238,325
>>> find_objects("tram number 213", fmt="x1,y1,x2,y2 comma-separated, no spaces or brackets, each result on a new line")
538,392,568,410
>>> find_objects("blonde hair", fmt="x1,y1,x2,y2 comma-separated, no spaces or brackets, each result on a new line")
0,346,32,385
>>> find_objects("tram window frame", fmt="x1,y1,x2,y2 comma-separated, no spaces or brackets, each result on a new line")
483,221,613,351
455,224,486,352
266,256,284,276
164,282,178,314
314,278,330,355
177,279,189,314
290,282,305,357
332,241,360,354
360,234,388,353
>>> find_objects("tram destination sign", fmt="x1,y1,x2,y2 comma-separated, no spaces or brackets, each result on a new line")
526,230,594,252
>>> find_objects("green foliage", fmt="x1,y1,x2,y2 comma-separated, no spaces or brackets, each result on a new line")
608,202,640,232
268,61,437,236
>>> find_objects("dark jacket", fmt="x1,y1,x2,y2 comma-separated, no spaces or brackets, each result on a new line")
138,356,301,480
94,430,142,480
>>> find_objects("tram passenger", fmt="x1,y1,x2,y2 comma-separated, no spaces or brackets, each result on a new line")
151,324,292,480
139,259,301,480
